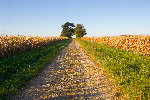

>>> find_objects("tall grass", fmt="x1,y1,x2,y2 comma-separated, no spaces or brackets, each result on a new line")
77,39,150,100
81,35,150,56
0,39,71,98
0,35,68,58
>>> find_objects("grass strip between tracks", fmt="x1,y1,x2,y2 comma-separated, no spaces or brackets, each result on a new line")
0,39,71,98
77,39,150,100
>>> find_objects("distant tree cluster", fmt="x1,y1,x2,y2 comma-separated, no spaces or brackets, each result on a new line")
60,22,75,38
74,24,87,38
60,22,87,38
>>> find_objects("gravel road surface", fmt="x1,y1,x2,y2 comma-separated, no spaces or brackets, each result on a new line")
9,39,122,100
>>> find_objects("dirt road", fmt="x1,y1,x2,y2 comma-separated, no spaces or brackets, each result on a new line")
10,39,121,100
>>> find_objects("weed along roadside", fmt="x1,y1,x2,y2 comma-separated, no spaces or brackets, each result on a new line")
0,39,72,98
76,39,150,100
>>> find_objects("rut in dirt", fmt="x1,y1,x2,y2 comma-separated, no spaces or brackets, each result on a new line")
10,39,122,100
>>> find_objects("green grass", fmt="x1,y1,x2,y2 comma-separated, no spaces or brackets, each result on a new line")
77,39,150,100
0,39,71,98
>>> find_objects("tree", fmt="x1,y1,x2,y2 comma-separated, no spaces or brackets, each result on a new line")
60,22,75,38
74,24,87,38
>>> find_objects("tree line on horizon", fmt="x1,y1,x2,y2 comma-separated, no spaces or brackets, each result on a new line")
60,22,87,38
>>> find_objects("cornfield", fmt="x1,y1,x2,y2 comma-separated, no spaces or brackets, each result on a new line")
81,35,150,56
0,35,68,58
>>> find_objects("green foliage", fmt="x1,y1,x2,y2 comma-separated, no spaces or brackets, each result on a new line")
0,39,71,98
60,22,87,38
74,24,87,38
77,39,150,100
60,22,75,38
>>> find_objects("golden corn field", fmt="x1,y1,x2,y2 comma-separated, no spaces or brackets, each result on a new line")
81,35,150,56
0,35,68,58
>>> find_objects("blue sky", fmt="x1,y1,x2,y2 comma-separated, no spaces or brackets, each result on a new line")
0,0,150,37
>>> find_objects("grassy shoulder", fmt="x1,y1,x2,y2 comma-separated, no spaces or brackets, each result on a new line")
0,39,71,98
77,39,150,100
